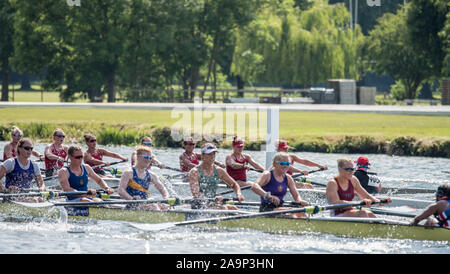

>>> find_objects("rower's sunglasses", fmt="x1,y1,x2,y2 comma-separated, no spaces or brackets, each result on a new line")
277,161,290,166
138,155,153,160
143,142,152,146
89,139,97,143
54,134,65,138
12,134,22,137
184,142,195,145
21,146,33,151
72,155,83,159
340,167,355,172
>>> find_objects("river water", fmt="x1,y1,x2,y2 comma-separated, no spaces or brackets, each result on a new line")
0,141,449,254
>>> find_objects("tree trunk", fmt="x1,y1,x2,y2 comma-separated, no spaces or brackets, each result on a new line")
106,71,116,103
236,75,245,98
189,66,199,100
20,74,31,90
212,60,217,103
1,59,9,101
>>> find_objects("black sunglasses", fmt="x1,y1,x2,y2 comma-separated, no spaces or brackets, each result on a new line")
340,167,355,172
22,146,34,151
54,134,65,138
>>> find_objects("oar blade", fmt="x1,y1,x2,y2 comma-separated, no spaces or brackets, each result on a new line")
12,201,54,208
129,222,177,232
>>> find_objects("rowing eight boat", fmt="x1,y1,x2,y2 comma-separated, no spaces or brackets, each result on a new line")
0,199,447,242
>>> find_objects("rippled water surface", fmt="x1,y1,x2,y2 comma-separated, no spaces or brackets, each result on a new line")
0,141,449,254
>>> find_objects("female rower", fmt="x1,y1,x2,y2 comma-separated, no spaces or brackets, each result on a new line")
189,143,244,210
44,128,69,177
179,137,225,172
3,126,44,162
119,146,170,210
275,140,327,189
326,158,391,218
225,136,265,188
0,138,45,202
130,136,165,169
411,184,450,228
83,134,128,177
58,145,114,202
256,152,309,218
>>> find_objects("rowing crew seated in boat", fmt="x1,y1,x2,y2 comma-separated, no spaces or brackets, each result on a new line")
179,137,225,173
0,138,45,202
225,136,265,188
44,128,68,177
130,136,165,169
119,146,170,210
83,133,128,177
256,152,309,218
58,145,115,202
3,126,44,162
326,158,391,218
411,184,450,228
274,140,327,189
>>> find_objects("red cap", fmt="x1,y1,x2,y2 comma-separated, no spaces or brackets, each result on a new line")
277,141,292,150
355,156,370,168
232,140,244,147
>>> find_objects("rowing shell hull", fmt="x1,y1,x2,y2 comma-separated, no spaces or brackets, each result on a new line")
212,216,449,242
1,201,448,242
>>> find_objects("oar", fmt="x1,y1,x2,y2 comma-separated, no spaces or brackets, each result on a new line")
92,160,127,170
368,207,417,218
129,199,389,231
294,177,326,187
291,168,325,179
0,190,100,199
50,197,206,207
217,185,252,196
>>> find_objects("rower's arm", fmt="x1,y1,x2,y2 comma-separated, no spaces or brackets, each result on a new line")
44,145,62,161
353,176,377,202
118,170,134,200
83,152,104,166
32,150,44,161
246,155,265,171
291,155,327,169
101,149,128,162
217,168,242,196
150,173,169,199
0,166,7,192
225,155,242,169
85,165,113,192
287,175,308,205
34,174,45,191
3,144,13,159
58,168,76,192
188,168,203,198
412,203,440,225
180,154,197,169
326,180,345,204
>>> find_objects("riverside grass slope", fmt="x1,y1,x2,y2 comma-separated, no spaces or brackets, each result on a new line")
0,107,449,157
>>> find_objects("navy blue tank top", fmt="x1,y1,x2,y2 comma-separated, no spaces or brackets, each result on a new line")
66,165,89,200
5,158,35,189
260,170,288,204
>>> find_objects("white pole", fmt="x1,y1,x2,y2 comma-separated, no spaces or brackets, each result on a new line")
265,106,279,169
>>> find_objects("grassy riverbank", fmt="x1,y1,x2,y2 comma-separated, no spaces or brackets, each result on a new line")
0,107,449,157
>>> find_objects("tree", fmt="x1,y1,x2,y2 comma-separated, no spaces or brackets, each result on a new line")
231,0,361,88
407,0,448,79
0,0,15,101
366,6,429,99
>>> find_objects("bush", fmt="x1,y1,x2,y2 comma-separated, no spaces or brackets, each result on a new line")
390,80,407,101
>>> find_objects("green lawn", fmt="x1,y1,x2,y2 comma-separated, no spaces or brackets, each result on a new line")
1,107,449,140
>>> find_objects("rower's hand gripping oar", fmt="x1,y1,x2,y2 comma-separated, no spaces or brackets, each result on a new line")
129,199,390,232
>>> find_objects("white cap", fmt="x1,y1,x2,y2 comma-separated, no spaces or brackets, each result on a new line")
201,144,218,154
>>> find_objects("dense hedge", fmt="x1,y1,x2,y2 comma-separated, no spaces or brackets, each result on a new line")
0,123,448,158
